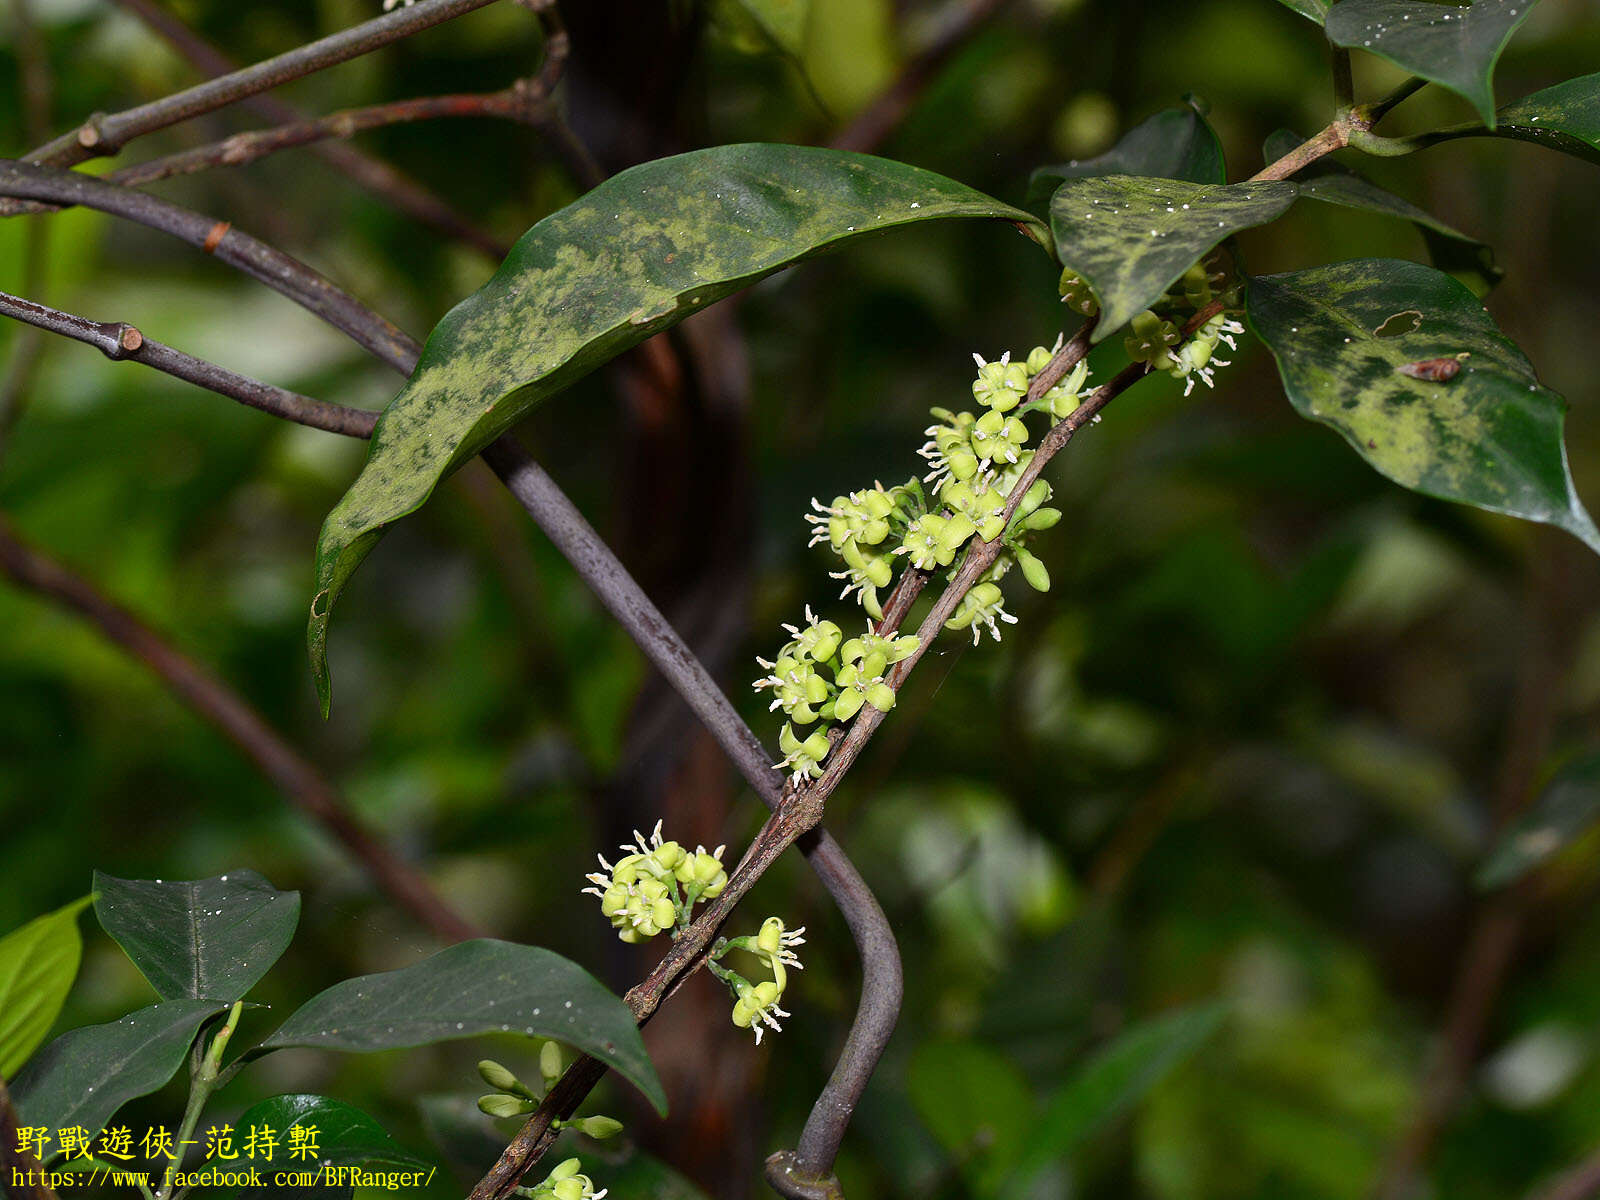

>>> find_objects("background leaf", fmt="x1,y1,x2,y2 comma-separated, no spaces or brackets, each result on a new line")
1273,0,1331,23
1485,71,1600,166
1028,102,1226,207
11,999,227,1154
0,896,91,1078
1247,258,1600,553
259,940,666,1114
93,870,300,1003
233,1094,433,1180
308,143,1045,712
1325,0,1536,125
906,1039,1034,1196
1010,1004,1226,1184
1477,752,1600,889
1048,176,1297,337
1262,129,1501,294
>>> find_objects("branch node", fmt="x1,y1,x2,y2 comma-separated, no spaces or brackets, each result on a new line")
764,1151,845,1200
201,220,232,254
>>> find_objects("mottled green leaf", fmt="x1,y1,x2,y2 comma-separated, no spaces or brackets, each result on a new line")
12,999,227,1155
93,870,300,1003
0,896,90,1078
1248,258,1600,553
1274,0,1331,24
233,1095,433,1183
308,144,1044,712
1029,103,1226,208
1049,176,1297,338
1263,129,1500,294
259,940,665,1114
1478,752,1600,889
907,1039,1034,1196
1325,0,1537,126
1011,1005,1225,1183
1484,71,1600,165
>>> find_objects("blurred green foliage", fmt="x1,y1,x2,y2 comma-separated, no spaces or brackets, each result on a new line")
4,0,1600,1197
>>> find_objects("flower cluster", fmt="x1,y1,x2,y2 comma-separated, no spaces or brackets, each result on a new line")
515,1157,607,1200
709,916,807,1045
581,821,727,943
754,343,1083,783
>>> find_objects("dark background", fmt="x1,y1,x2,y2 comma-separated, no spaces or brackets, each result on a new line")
4,0,1600,1197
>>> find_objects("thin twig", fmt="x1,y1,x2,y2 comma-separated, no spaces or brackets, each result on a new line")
0,515,482,944
0,160,419,372
91,0,509,258
829,0,1011,153
24,0,509,168
0,290,379,438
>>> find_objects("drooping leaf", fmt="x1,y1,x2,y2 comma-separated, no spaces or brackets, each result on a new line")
1010,1004,1225,1183
1029,103,1226,207
11,999,228,1154
259,940,665,1114
308,144,1046,713
93,870,300,1003
0,896,91,1078
1248,258,1600,553
1262,129,1500,294
1324,0,1537,126
1048,176,1297,338
1484,71,1600,166
232,1095,433,1185
1272,0,1331,23
1478,752,1600,889
907,1039,1034,1195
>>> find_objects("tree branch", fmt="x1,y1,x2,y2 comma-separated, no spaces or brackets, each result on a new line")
89,0,510,258
23,0,509,168
0,514,482,944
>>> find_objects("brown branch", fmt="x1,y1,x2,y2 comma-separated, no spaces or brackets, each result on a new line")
0,290,379,438
107,85,554,191
24,0,508,168
829,0,1011,153
0,514,482,944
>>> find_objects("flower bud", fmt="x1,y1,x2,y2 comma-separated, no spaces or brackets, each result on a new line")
1016,547,1051,592
573,1115,624,1140
478,1093,532,1119
540,1040,565,1084
477,1060,522,1093
547,1159,582,1182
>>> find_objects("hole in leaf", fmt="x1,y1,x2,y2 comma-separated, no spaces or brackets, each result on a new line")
311,590,330,619
1375,310,1422,338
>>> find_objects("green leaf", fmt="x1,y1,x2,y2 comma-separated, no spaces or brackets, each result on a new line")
907,1039,1034,1196
727,0,809,57
259,939,665,1114
1477,752,1600,889
1010,1004,1225,1183
1325,0,1537,126
93,870,300,1003
1273,0,1331,24
234,1095,433,1175
1262,129,1501,295
1048,176,1297,338
1487,71,1600,166
11,999,228,1155
308,143,1045,713
0,896,91,1078
1029,102,1225,207
1247,258,1600,553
